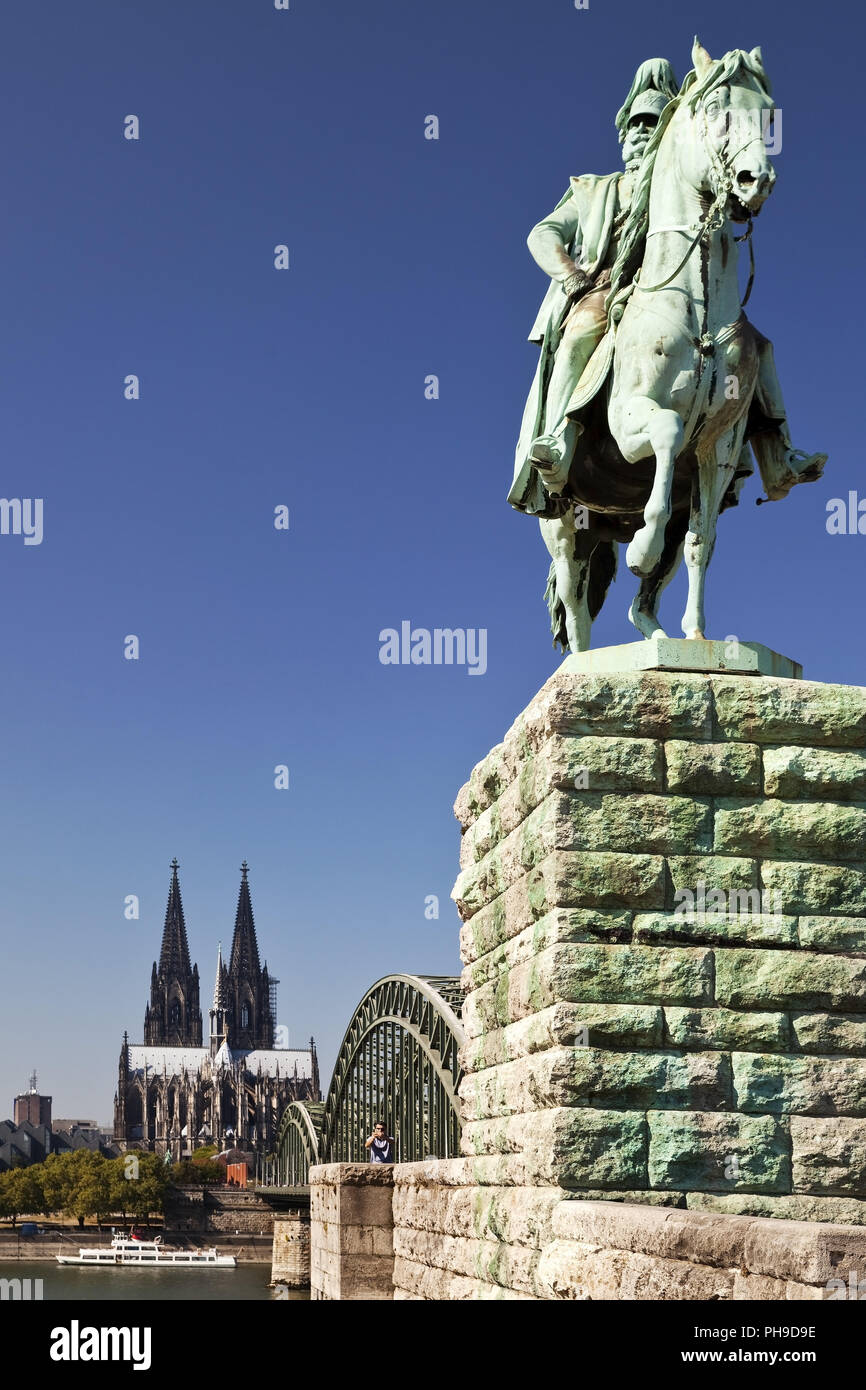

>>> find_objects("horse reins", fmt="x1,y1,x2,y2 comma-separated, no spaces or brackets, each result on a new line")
637,106,761,304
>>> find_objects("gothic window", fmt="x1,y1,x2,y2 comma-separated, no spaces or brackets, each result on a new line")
241,1002,251,1029
169,999,182,1029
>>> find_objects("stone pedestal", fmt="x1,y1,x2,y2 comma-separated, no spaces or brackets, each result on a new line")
271,1210,310,1289
452,661,866,1222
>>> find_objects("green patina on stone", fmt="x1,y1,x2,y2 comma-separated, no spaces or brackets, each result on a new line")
761,860,866,917
551,1110,648,1190
763,746,866,801
792,1012,866,1056
733,1052,866,1115
647,1111,790,1192
634,909,797,948
798,916,866,954
715,798,866,863
665,739,762,796
665,1006,790,1053
715,948,866,1013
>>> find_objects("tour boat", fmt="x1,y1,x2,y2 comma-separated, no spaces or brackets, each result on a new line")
56,1233,236,1268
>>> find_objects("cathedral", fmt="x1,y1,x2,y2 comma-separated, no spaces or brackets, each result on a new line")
114,860,320,1158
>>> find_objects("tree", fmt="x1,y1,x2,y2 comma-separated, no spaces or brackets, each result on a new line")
0,1165,45,1226
40,1153,73,1216
64,1151,110,1227
124,1153,168,1223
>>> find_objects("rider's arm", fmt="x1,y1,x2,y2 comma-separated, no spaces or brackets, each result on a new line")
527,196,583,285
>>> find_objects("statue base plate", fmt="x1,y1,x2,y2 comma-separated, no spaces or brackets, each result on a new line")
562,637,801,681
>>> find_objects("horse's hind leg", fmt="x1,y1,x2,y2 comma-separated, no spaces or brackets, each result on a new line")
615,397,684,578
682,434,738,640
539,511,594,653
628,513,688,639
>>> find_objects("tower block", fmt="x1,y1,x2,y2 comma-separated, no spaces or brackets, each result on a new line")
452,657,866,1222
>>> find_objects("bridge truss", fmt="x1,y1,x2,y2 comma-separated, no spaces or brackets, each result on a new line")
267,974,464,1183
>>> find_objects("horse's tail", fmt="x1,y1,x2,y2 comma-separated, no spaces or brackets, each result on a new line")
544,560,570,653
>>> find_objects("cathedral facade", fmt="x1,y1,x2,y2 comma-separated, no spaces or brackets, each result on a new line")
114,860,320,1158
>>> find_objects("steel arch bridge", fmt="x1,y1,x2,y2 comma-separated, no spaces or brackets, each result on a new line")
271,1100,325,1189
267,974,464,1185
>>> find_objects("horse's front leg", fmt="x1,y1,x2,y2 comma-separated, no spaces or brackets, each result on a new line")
628,512,688,639
612,394,685,578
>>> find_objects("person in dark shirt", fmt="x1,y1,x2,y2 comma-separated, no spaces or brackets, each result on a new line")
365,1120,395,1164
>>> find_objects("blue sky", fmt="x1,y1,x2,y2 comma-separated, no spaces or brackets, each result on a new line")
0,0,861,1121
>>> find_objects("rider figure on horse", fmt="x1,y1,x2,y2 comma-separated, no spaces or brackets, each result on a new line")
508,57,825,522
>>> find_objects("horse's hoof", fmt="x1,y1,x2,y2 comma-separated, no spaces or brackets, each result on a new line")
626,527,663,578
628,600,667,640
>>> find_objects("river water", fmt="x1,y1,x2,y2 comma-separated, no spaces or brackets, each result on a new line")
0,1260,308,1301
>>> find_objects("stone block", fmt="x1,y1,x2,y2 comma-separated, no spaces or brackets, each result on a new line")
715,798,866,862
536,1239,734,1300
552,1198,751,1268
664,1006,789,1053
798,916,866,953
459,1047,730,1118
791,1117,866,1193
686,1191,866,1226
647,1110,790,1192
711,676,866,747
733,1053,866,1116
461,1107,648,1189
742,1217,866,1285
665,740,761,795
791,1012,866,1055
763,746,866,801
634,909,796,948
667,854,759,897
714,947,866,1012
760,860,866,916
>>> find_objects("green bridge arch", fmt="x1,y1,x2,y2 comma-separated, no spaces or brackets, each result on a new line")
268,974,464,1184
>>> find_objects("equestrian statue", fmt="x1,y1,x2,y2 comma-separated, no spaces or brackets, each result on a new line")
508,39,826,653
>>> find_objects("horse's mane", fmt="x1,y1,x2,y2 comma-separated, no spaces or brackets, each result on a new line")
607,48,773,311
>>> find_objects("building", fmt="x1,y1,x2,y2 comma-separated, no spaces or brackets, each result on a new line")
114,860,320,1158
0,1086,117,1172
14,1073,51,1129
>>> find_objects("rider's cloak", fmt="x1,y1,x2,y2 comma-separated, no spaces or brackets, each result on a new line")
508,172,622,516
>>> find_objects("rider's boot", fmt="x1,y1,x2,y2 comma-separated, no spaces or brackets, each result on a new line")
529,421,583,495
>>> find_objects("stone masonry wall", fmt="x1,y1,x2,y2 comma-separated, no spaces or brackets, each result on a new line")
451,667,866,1224
391,1162,866,1298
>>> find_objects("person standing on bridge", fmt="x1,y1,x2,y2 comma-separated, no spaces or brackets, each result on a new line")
365,1121,395,1163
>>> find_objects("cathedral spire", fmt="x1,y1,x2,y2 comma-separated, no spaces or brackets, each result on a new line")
228,861,261,979
225,862,272,1050
143,858,202,1047
212,941,226,1010
158,858,193,976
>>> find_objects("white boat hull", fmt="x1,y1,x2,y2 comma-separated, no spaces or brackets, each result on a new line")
56,1238,236,1268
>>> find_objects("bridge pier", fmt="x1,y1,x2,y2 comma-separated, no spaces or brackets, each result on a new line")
271,1210,311,1289
309,1164,394,1300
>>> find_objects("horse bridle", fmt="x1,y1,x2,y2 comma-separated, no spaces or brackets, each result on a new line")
638,101,764,304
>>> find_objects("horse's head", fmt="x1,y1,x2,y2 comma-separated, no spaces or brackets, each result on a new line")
675,38,777,221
